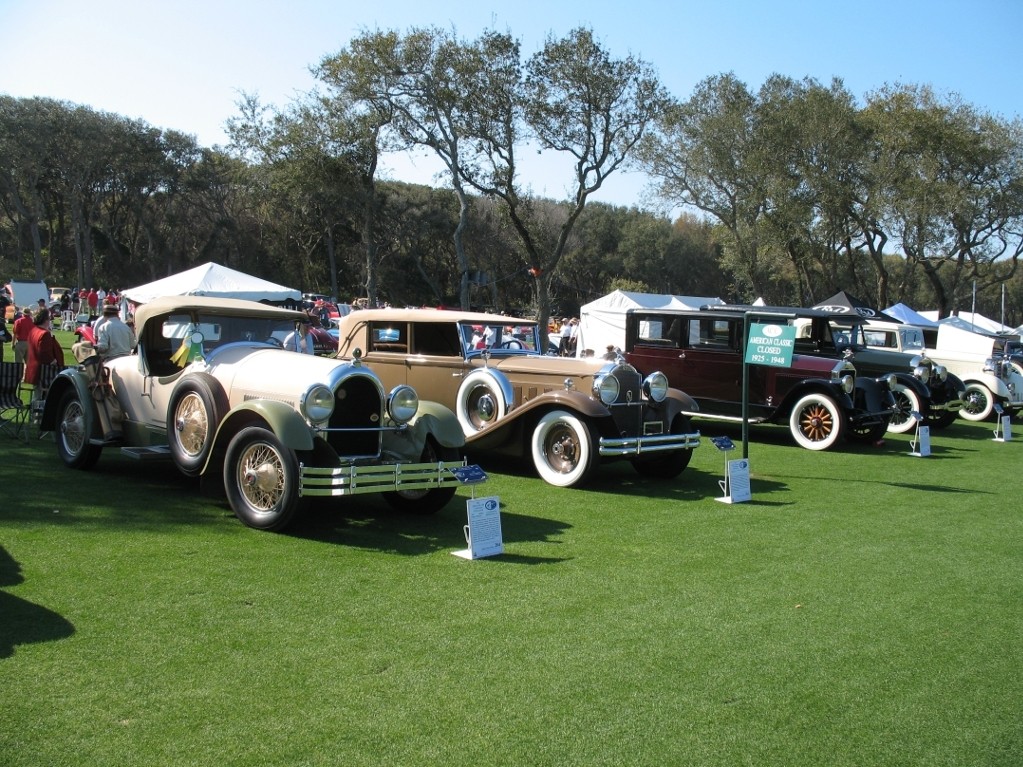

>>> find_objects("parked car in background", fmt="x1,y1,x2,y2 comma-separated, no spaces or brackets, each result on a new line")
624,307,897,450
335,308,701,487
863,319,1023,421
41,296,465,531
715,304,964,431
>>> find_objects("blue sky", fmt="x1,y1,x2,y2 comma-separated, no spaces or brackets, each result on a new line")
2,0,1020,207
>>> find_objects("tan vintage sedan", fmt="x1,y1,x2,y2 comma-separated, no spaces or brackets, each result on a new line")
335,308,701,487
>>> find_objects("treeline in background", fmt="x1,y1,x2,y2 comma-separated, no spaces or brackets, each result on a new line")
3,27,1022,328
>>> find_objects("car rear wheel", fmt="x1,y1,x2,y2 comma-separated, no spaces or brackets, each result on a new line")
888,384,922,434
383,438,460,514
960,383,995,421
55,389,102,469
531,410,597,487
631,415,694,478
224,426,301,531
789,393,844,450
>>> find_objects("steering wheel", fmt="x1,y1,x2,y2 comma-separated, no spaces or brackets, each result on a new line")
498,340,524,350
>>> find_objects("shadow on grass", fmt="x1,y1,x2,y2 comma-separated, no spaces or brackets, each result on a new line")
288,497,572,562
0,546,75,659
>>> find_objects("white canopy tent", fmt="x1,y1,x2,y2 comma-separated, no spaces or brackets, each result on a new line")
575,290,723,357
122,262,301,305
917,310,1012,335
883,303,938,327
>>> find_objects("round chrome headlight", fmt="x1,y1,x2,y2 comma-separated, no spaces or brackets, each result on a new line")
593,374,620,405
841,374,855,394
933,364,948,382
885,373,898,390
301,384,335,423
643,371,669,402
387,385,419,424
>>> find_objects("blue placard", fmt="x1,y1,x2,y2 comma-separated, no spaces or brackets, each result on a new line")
450,464,488,484
710,436,735,452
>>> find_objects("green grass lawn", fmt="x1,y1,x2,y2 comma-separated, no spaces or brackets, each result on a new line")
2,363,1022,765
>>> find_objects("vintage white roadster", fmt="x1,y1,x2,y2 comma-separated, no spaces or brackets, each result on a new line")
40,296,466,530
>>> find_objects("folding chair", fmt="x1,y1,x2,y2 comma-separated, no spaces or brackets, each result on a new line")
60,310,77,331
0,361,29,442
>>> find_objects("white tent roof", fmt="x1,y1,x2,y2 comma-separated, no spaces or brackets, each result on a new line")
122,262,301,304
918,310,1012,335
576,290,722,357
883,303,938,327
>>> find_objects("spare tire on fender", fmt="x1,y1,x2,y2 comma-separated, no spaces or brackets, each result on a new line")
456,368,511,436
167,373,229,476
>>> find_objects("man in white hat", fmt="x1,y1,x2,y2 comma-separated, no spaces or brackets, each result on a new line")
283,315,315,354
93,303,136,359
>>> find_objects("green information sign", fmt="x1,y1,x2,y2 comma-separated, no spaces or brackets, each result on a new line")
745,322,796,367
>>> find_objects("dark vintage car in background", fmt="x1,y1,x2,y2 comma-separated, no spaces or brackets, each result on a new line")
41,296,465,531
711,304,965,432
335,308,701,487
623,307,897,450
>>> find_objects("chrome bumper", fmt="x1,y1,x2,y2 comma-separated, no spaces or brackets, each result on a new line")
300,459,465,497
598,431,701,457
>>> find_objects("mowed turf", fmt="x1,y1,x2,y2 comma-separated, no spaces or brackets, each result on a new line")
2,354,1021,766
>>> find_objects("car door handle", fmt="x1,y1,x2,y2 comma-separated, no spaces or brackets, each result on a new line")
678,352,686,359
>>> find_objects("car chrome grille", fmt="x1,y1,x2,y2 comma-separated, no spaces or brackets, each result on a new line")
327,376,383,457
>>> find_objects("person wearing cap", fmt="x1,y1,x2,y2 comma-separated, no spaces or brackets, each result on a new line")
25,309,65,386
12,306,34,363
282,315,315,354
93,304,136,359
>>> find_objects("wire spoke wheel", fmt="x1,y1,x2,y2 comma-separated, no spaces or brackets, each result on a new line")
175,392,209,457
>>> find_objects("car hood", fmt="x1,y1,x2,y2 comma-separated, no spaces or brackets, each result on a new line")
202,345,367,405
485,353,623,384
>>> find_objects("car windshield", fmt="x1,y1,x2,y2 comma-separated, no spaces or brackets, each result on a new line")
161,313,300,350
828,320,868,349
899,327,926,351
459,321,541,355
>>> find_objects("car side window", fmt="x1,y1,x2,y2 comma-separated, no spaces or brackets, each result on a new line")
411,323,461,356
693,319,733,350
635,315,678,348
368,322,408,353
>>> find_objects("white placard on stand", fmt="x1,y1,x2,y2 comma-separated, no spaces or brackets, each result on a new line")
452,496,503,559
992,404,1012,442
909,411,931,457
710,436,751,504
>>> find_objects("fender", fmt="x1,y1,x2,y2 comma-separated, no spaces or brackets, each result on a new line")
660,387,699,423
955,370,1011,399
39,368,101,442
776,380,856,416
209,400,315,458
890,371,932,401
410,400,466,450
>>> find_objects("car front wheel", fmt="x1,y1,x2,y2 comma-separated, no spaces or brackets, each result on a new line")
888,384,922,434
959,383,995,421
789,393,844,450
223,426,301,531
631,415,694,478
55,389,102,469
530,410,597,487
383,438,460,514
